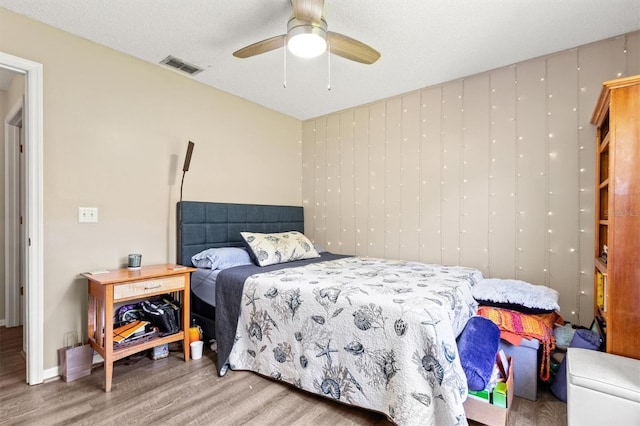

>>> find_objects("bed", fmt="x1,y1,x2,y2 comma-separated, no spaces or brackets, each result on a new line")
177,201,306,340
177,201,483,425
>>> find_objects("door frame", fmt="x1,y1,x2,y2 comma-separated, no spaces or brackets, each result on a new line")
1,51,44,385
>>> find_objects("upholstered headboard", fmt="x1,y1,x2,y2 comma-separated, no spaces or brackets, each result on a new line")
176,201,304,267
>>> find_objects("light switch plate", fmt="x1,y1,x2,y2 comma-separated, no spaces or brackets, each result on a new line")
78,207,98,223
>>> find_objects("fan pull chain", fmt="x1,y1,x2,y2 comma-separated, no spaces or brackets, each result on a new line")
283,37,287,88
327,41,331,91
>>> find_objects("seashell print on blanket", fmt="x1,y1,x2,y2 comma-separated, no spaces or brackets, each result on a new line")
226,257,482,426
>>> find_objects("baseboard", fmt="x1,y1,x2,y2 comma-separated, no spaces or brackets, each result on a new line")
0,319,5,327
42,352,105,382
42,366,60,382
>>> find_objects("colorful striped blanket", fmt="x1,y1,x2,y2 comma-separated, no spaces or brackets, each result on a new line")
478,306,560,381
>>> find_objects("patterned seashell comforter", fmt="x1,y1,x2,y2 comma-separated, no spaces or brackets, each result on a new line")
217,255,483,426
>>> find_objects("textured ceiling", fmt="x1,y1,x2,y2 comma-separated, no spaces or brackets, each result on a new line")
1,1,639,120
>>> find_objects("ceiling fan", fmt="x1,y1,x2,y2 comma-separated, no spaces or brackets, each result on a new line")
233,0,380,65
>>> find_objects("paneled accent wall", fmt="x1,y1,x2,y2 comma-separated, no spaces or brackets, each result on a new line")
302,32,640,325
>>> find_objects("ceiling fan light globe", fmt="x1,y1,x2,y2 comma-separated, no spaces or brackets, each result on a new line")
286,18,328,58
288,33,327,58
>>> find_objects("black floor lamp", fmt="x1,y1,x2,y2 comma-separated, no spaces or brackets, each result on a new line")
180,141,194,203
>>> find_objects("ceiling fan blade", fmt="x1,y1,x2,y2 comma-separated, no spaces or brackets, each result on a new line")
292,0,324,23
233,35,287,59
327,32,380,64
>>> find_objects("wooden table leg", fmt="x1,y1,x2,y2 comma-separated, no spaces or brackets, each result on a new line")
104,354,113,392
104,286,114,392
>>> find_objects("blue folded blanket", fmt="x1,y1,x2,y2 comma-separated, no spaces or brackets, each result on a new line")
457,315,501,391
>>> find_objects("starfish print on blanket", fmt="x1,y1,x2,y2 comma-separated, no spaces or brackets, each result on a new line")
245,289,260,308
316,339,338,366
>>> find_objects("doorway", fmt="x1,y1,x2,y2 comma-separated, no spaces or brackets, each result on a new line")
1,51,44,385
5,100,25,333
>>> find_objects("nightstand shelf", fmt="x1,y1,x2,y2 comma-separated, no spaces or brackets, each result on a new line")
82,263,196,391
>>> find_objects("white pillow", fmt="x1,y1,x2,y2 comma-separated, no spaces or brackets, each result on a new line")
473,278,560,312
240,231,320,267
191,247,252,270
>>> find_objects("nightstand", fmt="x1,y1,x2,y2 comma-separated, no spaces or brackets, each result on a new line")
82,264,196,392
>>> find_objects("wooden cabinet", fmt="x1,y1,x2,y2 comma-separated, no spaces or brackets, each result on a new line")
591,75,640,359
82,264,196,391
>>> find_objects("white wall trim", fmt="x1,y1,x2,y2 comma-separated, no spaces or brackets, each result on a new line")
0,319,5,327
42,366,60,382
0,51,44,385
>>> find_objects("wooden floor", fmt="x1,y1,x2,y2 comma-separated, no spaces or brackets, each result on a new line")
0,326,566,425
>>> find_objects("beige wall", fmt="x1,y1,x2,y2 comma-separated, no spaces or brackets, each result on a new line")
0,8,302,370
6,71,24,108
302,31,640,326
0,88,5,322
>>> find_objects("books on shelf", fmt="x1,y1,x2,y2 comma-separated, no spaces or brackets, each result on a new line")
596,271,604,309
113,320,150,344
596,271,608,312
603,273,608,312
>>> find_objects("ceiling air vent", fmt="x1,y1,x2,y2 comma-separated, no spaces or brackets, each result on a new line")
159,55,203,76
